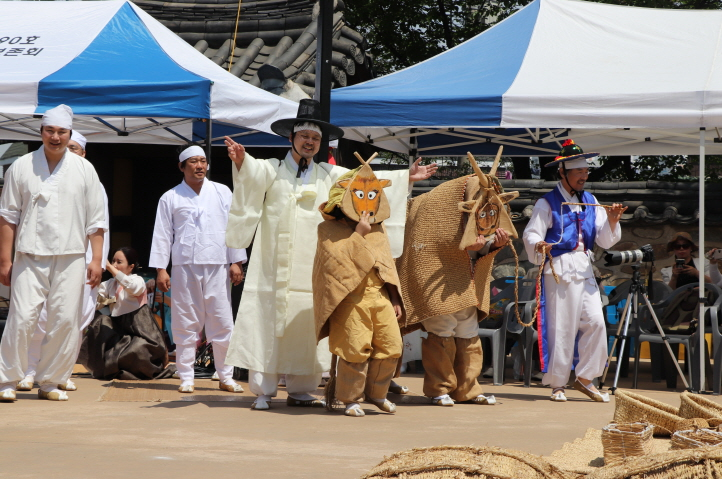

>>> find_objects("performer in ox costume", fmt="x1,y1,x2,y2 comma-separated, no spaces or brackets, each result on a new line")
0,104,106,402
522,140,626,403
313,155,404,417
224,99,437,410
150,145,247,394
396,151,517,407
18,130,110,393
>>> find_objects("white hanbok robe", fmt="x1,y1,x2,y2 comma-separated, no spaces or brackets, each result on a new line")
0,148,105,386
224,152,409,377
149,179,246,383
522,183,621,388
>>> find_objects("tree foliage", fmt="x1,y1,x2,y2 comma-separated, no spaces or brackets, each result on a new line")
345,0,532,75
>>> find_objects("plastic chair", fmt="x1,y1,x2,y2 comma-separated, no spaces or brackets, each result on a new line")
633,283,721,391
477,278,532,386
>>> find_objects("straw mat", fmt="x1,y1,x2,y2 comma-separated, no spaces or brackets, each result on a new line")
585,447,722,479
362,445,569,479
544,428,670,477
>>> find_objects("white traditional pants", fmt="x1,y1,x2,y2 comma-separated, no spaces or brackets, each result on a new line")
248,370,320,397
423,306,480,339
25,282,99,378
0,253,86,387
171,264,234,383
542,275,607,389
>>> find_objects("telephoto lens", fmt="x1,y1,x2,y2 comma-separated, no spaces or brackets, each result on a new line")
604,244,654,266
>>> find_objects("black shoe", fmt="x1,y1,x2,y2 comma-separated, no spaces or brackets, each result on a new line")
286,397,326,407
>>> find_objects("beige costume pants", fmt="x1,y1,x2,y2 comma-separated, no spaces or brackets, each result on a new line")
0,253,86,387
329,271,402,403
422,306,484,401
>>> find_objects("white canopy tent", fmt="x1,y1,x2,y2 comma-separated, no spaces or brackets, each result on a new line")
0,0,296,146
331,0,722,392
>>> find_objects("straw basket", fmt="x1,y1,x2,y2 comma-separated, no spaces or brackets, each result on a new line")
585,448,722,479
361,446,569,479
679,391,722,426
613,390,685,436
601,422,653,464
672,427,722,450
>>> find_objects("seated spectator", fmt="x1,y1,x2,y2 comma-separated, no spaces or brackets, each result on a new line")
79,247,173,380
660,232,722,289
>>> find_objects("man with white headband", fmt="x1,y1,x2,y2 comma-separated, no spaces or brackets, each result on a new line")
224,99,438,410
17,130,111,393
149,144,247,394
523,140,626,403
0,104,106,402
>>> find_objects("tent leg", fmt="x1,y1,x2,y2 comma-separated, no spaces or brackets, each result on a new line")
699,128,706,393
206,118,212,178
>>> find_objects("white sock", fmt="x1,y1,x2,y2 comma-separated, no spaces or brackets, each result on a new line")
434,394,451,400
370,397,386,403
257,394,272,403
222,379,237,386
0,382,15,392
345,402,361,410
180,380,194,388
39,384,61,393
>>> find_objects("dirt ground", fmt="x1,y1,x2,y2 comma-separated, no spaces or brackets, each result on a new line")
0,365,715,479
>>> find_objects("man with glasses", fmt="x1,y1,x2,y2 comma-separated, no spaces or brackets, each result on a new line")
661,232,722,289
17,131,110,393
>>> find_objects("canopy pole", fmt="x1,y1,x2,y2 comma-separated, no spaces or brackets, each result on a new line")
699,127,706,393
206,118,212,178
314,0,333,165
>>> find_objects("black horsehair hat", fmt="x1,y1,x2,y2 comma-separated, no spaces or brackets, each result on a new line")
270,99,345,141
544,139,599,168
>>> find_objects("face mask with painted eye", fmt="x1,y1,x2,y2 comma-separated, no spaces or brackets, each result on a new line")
337,164,391,223
476,201,501,236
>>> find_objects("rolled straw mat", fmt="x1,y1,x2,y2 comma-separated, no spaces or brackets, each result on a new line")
672,427,722,450
585,447,722,479
679,391,722,426
361,446,569,479
613,390,694,436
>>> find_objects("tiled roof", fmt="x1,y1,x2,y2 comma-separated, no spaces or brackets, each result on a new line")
135,0,373,97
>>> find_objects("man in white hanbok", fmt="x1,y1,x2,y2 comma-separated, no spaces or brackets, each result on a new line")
0,105,106,402
523,140,626,403
224,99,437,410
18,131,110,393
150,145,247,394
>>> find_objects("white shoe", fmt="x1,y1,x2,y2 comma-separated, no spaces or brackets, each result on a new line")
211,371,219,381
251,398,270,410
219,381,244,393
59,379,76,391
550,388,567,402
431,394,454,406
17,377,34,391
38,388,68,401
0,389,16,402
367,398,396,413
470,394,496,405
344,404,365,417
178,383,194,393
172,370,180,379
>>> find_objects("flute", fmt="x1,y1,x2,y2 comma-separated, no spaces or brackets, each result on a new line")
562,202,615,209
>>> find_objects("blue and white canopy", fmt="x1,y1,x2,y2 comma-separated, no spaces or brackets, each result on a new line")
0,0,297,144
331,0,722,157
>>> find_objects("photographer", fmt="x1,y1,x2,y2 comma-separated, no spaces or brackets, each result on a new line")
660,232,722,289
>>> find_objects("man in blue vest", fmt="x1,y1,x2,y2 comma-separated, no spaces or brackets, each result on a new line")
522,140,626,403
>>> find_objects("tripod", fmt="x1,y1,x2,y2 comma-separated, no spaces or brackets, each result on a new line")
599,263,690,393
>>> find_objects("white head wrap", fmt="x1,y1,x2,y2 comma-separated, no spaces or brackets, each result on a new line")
559,157,591,169
179,145,206,163
293,122,322,136
41,104,73,130
70,130,87,150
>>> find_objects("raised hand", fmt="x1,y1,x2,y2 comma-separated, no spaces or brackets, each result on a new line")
409,157,438,182
224,136,246,167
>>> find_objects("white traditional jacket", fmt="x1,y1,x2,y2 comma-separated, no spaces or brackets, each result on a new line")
149,179,246,268
0,148,106,256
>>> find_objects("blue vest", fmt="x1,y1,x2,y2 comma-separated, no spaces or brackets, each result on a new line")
542,187,596,257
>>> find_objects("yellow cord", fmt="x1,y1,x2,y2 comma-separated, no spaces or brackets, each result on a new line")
228,0,243,72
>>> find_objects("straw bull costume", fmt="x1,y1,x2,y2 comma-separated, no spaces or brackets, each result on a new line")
313,153,404,417
397,149,519,406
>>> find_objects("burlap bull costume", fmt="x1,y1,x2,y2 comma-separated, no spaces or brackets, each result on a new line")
313,153,404,417
397,148,518,406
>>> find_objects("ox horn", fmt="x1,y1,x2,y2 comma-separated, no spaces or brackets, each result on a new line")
489,146,504,178
466,151,489,188
353,151,378,166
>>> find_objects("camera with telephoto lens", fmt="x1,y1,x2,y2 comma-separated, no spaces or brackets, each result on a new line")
604,244,655,266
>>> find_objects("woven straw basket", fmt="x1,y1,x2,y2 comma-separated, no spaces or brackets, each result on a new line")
672,427,722,450
679,391,722,426
601,422,653,464
613,390,695,436
361,446,569,479
585,448,722,479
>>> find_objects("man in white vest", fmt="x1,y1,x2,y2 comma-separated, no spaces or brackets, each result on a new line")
17,131,111,393
224,99,437,410
0,105,106,402
149,145,246,394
